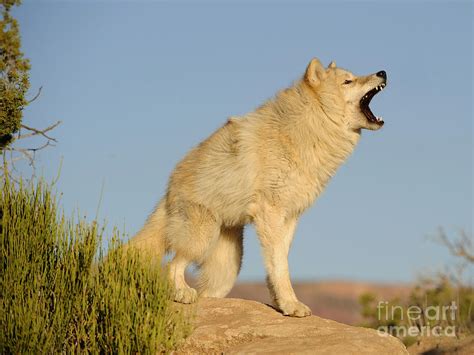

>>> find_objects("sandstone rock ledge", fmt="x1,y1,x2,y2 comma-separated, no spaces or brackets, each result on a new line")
177,298,408,354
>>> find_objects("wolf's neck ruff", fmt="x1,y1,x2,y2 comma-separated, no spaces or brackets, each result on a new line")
254,79,360,202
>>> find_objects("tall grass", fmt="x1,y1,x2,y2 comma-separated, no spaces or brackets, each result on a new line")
0,175,190,353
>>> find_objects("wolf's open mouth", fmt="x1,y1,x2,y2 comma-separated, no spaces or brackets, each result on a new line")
360,83,386,125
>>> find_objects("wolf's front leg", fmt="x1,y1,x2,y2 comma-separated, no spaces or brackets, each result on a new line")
255,210,311,317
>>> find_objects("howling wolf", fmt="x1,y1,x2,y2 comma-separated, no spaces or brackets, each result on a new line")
129,58,387,317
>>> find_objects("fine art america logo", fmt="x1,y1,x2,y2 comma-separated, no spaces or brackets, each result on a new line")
376,301,458,337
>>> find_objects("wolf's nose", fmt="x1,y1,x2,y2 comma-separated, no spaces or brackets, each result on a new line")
376,70,387,79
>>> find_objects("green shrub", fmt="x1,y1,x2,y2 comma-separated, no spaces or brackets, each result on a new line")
359,230,473,346
408,275,473,334
359,293,404,330
0,175,190,353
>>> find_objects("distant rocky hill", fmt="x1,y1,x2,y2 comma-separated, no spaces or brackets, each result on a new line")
228,280,412,325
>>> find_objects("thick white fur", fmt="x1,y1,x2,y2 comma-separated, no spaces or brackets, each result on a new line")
128,58,386,317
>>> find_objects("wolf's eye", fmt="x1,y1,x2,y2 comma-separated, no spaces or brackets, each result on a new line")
343,80,353,85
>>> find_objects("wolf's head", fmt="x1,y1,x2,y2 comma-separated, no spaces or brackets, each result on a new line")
304,58,387,131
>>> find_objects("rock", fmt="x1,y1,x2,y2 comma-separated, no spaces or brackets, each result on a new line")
408,335,474,355
177,298,408,354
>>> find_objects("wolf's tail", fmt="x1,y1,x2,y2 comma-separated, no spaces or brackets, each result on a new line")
127,198,168,262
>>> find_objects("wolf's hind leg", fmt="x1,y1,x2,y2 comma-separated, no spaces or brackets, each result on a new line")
167,202,220,304
197,226,244,298
168,254,197,303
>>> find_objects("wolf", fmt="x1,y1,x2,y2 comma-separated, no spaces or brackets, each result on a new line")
129,58,387,317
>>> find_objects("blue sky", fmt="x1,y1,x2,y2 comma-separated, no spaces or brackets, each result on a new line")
15,1,472,282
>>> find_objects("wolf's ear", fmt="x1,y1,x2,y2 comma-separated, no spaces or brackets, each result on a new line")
328,61,336,69
305,58,326,87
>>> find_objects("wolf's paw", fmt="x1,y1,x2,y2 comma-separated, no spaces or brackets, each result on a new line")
278,300,312,317
174,286,198,304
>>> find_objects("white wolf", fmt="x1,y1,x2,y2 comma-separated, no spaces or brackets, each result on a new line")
129,58,387,317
